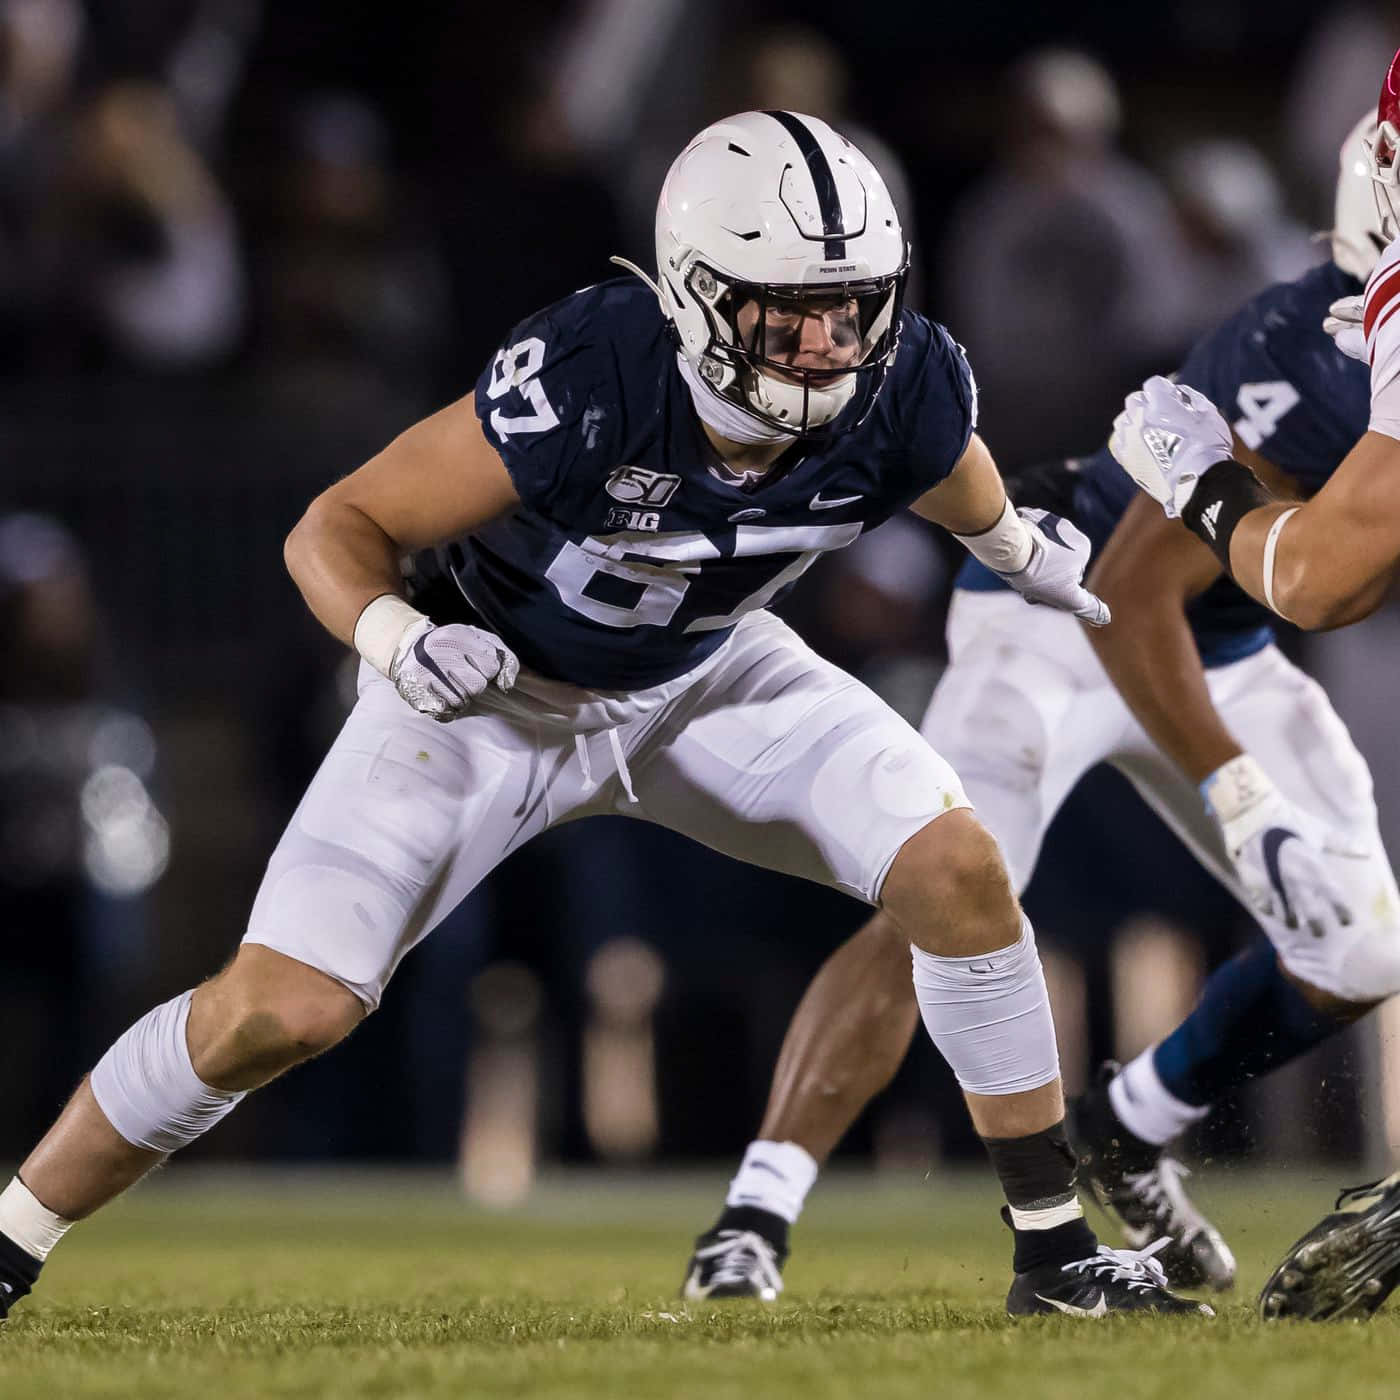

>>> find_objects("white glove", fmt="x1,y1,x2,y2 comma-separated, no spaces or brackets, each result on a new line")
1109,375,1234,519
1203,755,1355,942
1323,294,1366,362
388,617,520,721
996,508,1111,627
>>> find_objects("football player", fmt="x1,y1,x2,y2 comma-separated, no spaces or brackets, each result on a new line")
689,104,1400,1305
1111,53,1400,1321
0,111,1203,1323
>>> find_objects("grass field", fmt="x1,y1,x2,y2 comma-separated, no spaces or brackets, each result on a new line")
0,1165,1396,1399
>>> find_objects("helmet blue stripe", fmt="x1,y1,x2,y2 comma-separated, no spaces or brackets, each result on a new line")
764,110,846,259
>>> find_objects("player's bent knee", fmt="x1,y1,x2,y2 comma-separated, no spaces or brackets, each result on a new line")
882,810,1021,957
189,946,366,1090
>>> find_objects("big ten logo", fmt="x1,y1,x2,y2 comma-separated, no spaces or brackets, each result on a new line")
604,507,662,532
604,466,681,507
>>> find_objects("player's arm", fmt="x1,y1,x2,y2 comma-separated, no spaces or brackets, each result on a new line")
910,432,1110,624
1086,493,1239,782
285,392,519,643
1088,441,1304,778
1111,376,1400,630
1226,433,1399,628
284,392,523,719
1090,452,1355,938
1111,242,1400,629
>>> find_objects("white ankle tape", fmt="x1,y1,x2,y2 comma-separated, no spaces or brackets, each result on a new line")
90,990,246,1153
0,1178,72,1261
1007,1198,1084,1231
725,1140,820,1224
911,917,1060,1095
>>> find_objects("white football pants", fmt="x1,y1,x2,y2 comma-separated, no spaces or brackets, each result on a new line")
243,610,970,1009
927,590,1400,1001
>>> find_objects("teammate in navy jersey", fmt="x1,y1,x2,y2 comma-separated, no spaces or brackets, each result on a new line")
699,107,1400,1307
1111,54,1400,1322
0,111,1206,1324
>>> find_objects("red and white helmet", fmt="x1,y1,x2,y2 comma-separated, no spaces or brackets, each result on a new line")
1332,110,1386,280
1349,48,1400,269
653,110,908,437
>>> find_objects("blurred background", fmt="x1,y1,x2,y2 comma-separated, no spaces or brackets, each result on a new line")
5,0,1400,1200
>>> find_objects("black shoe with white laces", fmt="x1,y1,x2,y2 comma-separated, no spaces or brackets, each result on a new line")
0,1231,41,1321
1259,1171,1400,1321
682,1207,788,1302
1008,1237,1216,1318
1071,1062,1236,1292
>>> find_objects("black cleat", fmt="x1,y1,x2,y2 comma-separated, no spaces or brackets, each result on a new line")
1008,1237,1216,1318
0,1231,41,1321
1259,1171,1400,1321
1072,1062,1236,1291
683,1228,787,1301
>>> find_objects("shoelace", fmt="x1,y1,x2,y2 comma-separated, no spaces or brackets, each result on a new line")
694,1230,783,1294
1332,1171,1400,1213
1121,1157,1206,1242
1062,1237,1172,1294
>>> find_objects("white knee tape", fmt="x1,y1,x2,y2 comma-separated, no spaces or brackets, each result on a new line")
911,916,1061,1095
89,991,246,1153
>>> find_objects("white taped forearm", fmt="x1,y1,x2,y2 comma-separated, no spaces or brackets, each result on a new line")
910,917,1060,1095
953,497,1035,575
353,593,427,677
90,991,245,1153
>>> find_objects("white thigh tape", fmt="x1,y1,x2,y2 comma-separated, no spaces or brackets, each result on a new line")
90,991,246,1153
911,916,1060,1095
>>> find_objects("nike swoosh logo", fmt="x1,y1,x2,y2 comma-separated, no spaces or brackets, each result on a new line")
810,491,862,510
747,1160,788,1181
1035,1290,1107,1317
1036,515,1070,548
0,1282,12,1295
1261,827,1299,927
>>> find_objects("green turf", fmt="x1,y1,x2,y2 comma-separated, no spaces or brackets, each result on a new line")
0,1166,1394,1399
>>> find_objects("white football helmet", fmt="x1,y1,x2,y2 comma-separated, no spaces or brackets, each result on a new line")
1333,111,1388,280
652,110,908,437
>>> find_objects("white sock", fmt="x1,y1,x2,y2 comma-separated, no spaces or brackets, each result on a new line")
0,1178,73,1262
1109,1049,1209,1148
725,1140,819,1224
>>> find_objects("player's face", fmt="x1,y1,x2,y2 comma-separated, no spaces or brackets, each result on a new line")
733,292,862,380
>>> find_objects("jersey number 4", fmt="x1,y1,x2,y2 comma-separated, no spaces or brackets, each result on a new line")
486,338,560,439
1232,380,1300,451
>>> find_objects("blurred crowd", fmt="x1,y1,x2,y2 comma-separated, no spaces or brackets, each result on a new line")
6,0,1400,1176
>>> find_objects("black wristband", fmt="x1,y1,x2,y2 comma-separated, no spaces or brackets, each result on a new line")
1179,459,1274,567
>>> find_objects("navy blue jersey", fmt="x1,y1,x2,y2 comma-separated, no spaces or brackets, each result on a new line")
959,260,1368,665
421,279,975,689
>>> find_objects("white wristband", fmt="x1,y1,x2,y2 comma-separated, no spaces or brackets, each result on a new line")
1261,506,1298,619
954,497,1035,574
1200,753,1272,824
353,593,427,677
